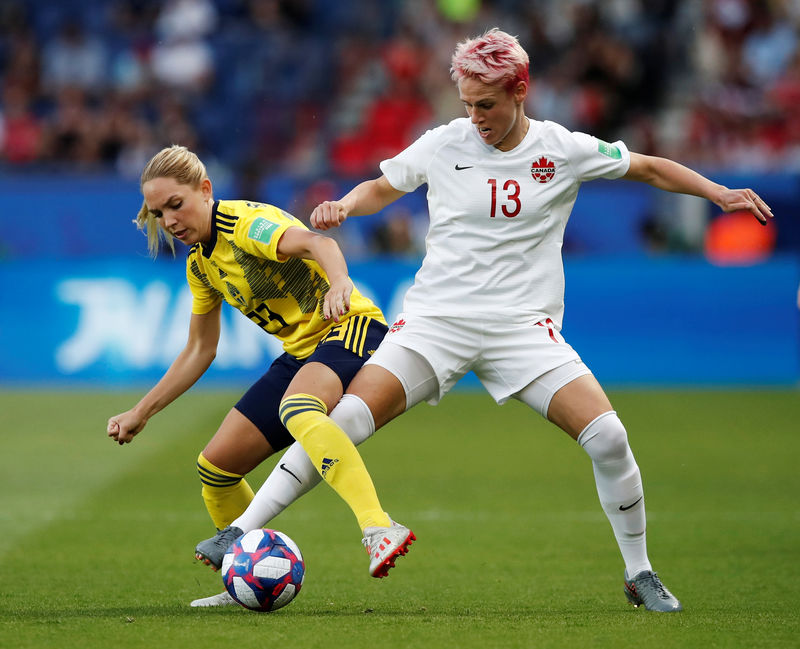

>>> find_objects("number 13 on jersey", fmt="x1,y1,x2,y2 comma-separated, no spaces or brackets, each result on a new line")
487,178,521,218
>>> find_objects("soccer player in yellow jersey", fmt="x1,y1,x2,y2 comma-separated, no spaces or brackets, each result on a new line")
106,145,415,603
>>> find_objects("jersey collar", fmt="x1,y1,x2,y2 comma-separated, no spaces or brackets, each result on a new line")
483,117,537,155
200,200,221,258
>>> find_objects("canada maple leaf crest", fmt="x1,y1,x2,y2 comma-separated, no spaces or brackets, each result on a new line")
530,156,556,184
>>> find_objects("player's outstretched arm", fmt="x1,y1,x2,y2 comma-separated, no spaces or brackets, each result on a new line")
310,175,406,231
106,306,221,445
623,152,774,225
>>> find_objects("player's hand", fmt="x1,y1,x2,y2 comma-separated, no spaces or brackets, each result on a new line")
107,410,146,446
310,201,348,231
323,277,354,322
716,188,774,226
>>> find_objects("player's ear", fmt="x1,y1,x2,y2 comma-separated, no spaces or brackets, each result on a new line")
512,80,528,104
201,177,213,201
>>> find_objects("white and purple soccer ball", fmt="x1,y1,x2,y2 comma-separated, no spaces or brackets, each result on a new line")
221,528,305,612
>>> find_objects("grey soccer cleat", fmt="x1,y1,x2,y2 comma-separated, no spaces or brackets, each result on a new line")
195,525,244,571
362,521,416,578
190,590,237,607
624,570,683,612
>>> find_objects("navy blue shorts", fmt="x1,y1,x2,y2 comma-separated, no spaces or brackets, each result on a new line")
235,315,387,451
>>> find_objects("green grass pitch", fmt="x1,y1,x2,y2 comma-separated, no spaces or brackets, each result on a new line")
1,388,798,648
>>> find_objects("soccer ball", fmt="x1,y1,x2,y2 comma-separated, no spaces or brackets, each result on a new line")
221,528,305,612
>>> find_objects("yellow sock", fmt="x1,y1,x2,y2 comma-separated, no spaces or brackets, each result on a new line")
279,394,391,531
196,453,255,529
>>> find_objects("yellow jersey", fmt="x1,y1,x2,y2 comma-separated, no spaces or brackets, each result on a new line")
186,200,384,359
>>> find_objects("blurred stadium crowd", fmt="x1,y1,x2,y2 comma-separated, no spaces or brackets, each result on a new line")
0,0,797,258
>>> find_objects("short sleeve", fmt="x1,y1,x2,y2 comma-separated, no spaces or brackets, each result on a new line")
233,206,299,261
566,131,631,182
379,126,444,192
186,256,222,315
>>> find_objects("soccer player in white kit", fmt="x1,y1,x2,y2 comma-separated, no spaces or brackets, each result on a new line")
193,28,773,611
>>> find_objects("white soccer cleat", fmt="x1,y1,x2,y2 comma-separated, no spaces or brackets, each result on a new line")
361,521,416,578
189,590,238,607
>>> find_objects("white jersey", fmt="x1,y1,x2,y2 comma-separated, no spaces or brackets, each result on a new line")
379,117,630,329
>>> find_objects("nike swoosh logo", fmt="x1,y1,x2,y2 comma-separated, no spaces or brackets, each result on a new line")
279,463,302,484
619,496,643,511
454,164,473,171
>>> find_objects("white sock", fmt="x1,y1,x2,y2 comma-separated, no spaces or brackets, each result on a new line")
231,394,376,532
578,411,652,577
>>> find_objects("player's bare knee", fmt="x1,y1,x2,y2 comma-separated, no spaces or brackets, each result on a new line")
577,411,630,463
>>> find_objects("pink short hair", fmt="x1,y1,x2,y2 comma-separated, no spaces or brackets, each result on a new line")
450,28,530,91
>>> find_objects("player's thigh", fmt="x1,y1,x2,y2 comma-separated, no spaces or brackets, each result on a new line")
284,316,388,412
201,407,276,475
283,361,344,413
230,352,305,460
478,317,583,403
351,341,440,429
345,364,407,430
546,373,614,440
380,314,477,402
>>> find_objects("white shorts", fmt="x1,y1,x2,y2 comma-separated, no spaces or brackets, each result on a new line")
365,313,589,410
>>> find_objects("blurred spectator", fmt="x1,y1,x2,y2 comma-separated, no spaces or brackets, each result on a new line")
44,87,101,164
155,0,218,40
150,34,214,93
770,49,800,165
2,28,40,98
106,0,157,96
281,103,327,176
152,93,200,152
115,117,159,179
150,0,217,93
742,0,797,84
0,84,43,163
110,45,150,96
41,19,107,96
369,205,426,259
95,92,158,170
330,30,433,176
